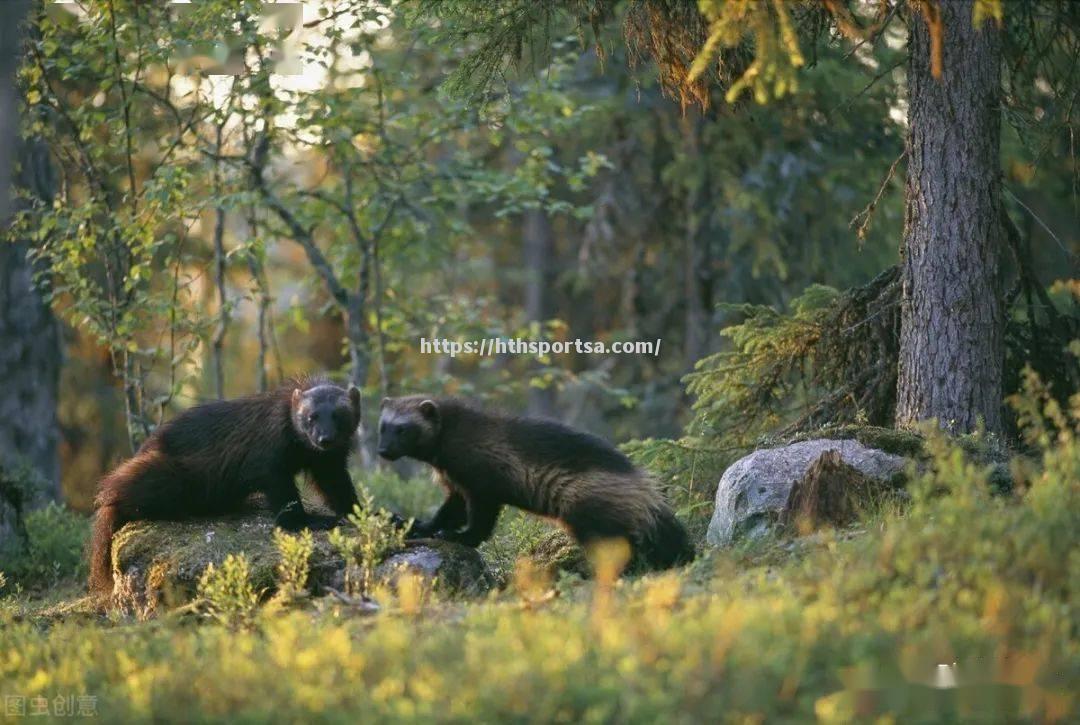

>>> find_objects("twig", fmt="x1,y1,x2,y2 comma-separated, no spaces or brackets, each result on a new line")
850,149,906,241
1004,186,1079,270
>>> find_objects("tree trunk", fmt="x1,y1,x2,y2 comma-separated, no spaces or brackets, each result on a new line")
0,0,28,221
345,303,370,390
896,0,1004,434
210,124,229,399
683,116,712,367
0,139,62,501
523,207,556,418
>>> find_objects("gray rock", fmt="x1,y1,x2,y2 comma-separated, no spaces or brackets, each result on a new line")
706,439,909,547
375,542,495,597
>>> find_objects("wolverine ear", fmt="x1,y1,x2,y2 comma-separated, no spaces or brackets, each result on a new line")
291,388,302,407
418,399,439,421
381,397,391,408
348,384,362,414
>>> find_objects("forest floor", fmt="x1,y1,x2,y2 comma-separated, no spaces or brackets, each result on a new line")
2,427,1078,723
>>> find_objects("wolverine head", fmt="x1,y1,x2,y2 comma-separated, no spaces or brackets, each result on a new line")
377,396,441,462
291,383,362,452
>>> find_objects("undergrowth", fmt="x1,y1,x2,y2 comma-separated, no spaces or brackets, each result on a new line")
1,370,1077,722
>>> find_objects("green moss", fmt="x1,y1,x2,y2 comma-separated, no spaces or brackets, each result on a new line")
773,424,927,458
523,530,591,578
108,512,495,611
110,513,342,609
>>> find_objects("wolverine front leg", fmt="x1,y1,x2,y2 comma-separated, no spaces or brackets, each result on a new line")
267,469,344,531
434,497,502,547
308,460,361,519
265,473,312,531
409,491,467,539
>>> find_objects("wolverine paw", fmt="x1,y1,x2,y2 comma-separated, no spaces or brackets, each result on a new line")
303,514,343,531
430,529,480,547
273,502,307,531
405,520,435,539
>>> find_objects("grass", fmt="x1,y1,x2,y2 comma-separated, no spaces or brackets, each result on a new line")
1,395,1078,723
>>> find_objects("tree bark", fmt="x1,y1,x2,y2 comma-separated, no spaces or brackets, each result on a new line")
345,298,370,390
0,138,62,500
896,0,1004,434
523,207,556,418
683,116,712,367
0,0,28,221
211,124,229,399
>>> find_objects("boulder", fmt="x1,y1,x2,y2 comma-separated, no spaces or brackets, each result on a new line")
109,511,493,613
706,439,909,547
373,542,495,597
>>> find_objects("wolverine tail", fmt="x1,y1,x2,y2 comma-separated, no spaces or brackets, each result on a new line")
89,503,121,595
637,507,695,571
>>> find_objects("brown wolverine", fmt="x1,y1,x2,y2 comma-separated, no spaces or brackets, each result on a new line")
89,379,365,594
377,396,695,570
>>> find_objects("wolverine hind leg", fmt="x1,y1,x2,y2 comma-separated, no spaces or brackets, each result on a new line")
88,503,123,594
563,499,641,569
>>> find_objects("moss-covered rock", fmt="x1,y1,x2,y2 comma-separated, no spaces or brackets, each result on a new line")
707,439,909,548
774,423,1012,468
523,529,591,578
771,424,927,458
708,425,1016,549
109,511,493,614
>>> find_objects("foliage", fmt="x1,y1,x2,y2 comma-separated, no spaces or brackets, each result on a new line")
272,528,316,601
691,0,811,104
15,0,219,448
0,502,88,588
328,488,411,598
626,273,900,500
196,553,260,629
686,282,841,441
0,458,47,543
672,272,1078,457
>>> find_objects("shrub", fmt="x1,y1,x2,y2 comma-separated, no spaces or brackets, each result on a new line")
328,488,410,598
0,502,88,588
273,528,315,601
197,554,260,629
1,373,1077,722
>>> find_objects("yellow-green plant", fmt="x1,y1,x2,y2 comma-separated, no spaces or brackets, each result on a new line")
328,488,410,599
197,554,260,629
273,528,315,601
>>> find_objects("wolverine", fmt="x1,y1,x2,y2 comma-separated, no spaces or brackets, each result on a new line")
90,378,365,594
377,395,695,570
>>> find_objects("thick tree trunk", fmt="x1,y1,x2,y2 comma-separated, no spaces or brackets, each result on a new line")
1,5,60,545
523,207,556,417
0,139,62,500
896,0,1004,434
0,0,28,221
